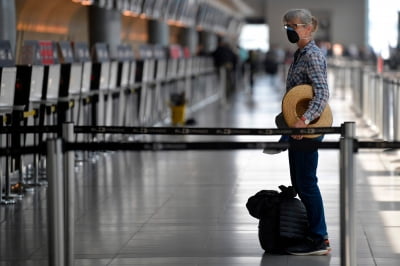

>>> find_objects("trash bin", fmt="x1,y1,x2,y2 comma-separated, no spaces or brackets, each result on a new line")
170,104,186,125
169,92,186,125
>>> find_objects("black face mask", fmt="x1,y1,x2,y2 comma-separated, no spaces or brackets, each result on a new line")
286,28,299,43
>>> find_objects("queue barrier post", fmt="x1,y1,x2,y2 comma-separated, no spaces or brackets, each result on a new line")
46,138,65,266
340,121,356,266
62,123,75,266
46,123,75,266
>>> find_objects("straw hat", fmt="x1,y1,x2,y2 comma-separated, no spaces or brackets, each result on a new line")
282,84,333,138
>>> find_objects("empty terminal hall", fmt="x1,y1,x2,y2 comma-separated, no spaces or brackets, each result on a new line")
1,0,400,265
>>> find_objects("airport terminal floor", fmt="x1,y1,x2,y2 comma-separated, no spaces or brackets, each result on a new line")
1,74,400,266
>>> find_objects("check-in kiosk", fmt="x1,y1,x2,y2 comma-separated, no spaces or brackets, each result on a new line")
190,51,202,104
153,45,168,121
177,46,188,79
137,44,156,125
71,42,92,131
166,45,181,82
121,45,138,128
203,55,218,99
13,40,46,188
0,40,17,204
166,45,186,103
57,41,83,125
115,44,134,127
105,48,119,133
191,53,217,103
35,41,61,140
182,46,193,107
19,40,61,183
90,43,111,131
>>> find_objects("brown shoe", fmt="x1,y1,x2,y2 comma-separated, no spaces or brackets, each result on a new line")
286,237,330,256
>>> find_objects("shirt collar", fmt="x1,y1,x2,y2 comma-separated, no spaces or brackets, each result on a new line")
294,40,315,61
300,40,315,53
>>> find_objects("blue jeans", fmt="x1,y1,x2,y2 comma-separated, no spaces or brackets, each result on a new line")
288,135,328,240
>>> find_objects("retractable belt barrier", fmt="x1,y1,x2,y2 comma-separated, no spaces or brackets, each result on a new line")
1,124,399,155
2,122,398,266
65,140,340,152
0,125,342,135
0,125,343,156
74,125,342,136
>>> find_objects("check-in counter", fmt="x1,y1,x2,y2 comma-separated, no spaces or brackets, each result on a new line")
90,43,111,129
122,45,138,128
23,41,62,142
57,41,83,125
153,45,168,83
13,40,46,188
33,40,61,181
166,45,186,108
137,44,156,125
106,50,119,130
0,40,17,204
115,44,135,127
71,42,92,130
196,55,217,100
153,45,168,121
190,54,204,103
177,46,188,79
166,45,181,82
181,47,193,107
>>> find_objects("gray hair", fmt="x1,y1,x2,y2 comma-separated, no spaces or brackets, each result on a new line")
283,9,318,32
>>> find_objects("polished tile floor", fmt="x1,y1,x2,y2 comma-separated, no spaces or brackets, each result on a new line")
1,75,400,265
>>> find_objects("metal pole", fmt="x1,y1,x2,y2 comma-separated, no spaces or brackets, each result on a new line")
382,78,390,140
33,117,40,186
340,122,356,266
394,80,400,141
376,75,383,136
0,129,5,204
62,123,75,266
47,139,65,266
2,132,15,204
219,67,227,106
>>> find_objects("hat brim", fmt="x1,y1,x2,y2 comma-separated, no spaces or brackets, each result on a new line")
282,84,333,138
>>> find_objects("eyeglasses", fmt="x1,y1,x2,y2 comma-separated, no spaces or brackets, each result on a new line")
283,23,307,30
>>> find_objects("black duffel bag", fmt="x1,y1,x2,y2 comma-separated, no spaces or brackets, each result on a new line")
246,185,308,254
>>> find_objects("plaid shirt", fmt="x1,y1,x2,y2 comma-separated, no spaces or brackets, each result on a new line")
286,40,329,122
